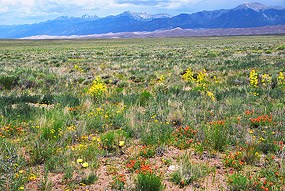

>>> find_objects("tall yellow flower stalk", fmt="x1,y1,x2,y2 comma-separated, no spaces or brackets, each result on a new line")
183,67,215,101
261,73,271,87
183,68,207,89
197,70,207,89
88,77,107,98
249,69,258,87
182,68,194,82
278,72,285,85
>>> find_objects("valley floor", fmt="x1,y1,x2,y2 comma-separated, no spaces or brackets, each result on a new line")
0,36,284,190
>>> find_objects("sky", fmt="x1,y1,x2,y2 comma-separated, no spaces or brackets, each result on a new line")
0,0,284,25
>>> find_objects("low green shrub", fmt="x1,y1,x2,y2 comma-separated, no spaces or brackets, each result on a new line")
171,153,212,187
136,172,164,191
0,75,18,89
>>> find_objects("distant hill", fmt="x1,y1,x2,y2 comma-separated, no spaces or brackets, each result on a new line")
0,2,284,38
22,25,285,39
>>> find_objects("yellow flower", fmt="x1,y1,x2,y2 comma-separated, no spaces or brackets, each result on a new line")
157,74,165,83
249,69,258,87
197,70,206,86
28,173,37,181
119,141,125,147
278,72,285,85
77,158,83,163
18,186,24,190
261,73,271,87
182,68,194,82
74,64,84,72
82,162,89,168
88,77,107,98
255,152,261,158
206,91,215,101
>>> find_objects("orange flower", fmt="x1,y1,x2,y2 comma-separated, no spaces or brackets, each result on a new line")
245,110,251,115
184,126,189,131
140,164,152,173
188,139,193,144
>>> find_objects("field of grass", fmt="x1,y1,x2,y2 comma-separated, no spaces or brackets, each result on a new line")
0,36,284,191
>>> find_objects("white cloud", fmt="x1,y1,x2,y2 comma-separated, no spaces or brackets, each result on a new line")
35,0,115,10
0,7,8,13
115,0,199,8
0,0,35,15
163,0,200,9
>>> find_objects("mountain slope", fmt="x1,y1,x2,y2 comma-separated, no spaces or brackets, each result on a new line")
0,2,284,38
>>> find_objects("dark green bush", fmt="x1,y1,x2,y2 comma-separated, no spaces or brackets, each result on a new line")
137,173,164,191
0,75,18,89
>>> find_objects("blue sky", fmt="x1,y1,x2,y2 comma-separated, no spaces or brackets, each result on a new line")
0,0,284,25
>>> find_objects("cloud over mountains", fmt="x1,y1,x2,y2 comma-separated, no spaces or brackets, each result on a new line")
0,0,284,25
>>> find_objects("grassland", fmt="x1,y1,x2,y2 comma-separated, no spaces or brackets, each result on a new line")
0,36,284,191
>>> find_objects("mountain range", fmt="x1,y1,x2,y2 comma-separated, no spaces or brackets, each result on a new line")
0,2,284,39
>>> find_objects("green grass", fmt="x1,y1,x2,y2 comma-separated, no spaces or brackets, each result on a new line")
137,172,164,191
0,36,284,190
